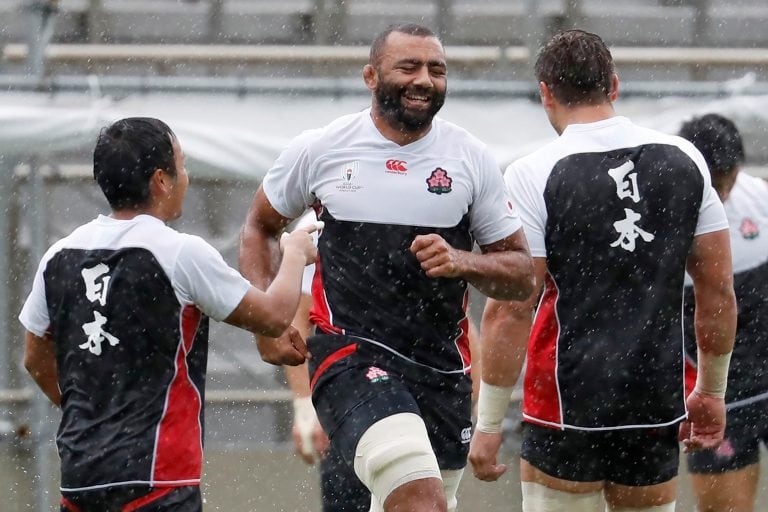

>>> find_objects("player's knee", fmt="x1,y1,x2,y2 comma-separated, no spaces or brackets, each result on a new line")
354,413,442,507
441,469,463,512
609,504,675,512
522,482,603,512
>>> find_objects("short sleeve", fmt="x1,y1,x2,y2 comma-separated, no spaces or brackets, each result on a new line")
695,184,728,236
469,148,523,245
261,129,321,219
504,160,547,257
18,256,52,337
173,236,251,322
686,150,728,236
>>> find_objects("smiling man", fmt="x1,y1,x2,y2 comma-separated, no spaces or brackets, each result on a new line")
240,23,533,512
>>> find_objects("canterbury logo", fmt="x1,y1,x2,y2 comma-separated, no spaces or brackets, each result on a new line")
385,159,408,172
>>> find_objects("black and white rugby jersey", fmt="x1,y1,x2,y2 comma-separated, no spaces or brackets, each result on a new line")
262,108,521,376
505,116,728,431
19,214,249,492
684,172,768,408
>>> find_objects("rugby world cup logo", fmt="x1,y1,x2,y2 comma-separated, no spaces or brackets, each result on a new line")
336,161,363,192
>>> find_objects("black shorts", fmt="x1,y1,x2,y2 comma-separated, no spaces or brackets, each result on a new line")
687,399,768,474
521,422,680,486
319,439,371,512
60,485,201,512
310,334,472,472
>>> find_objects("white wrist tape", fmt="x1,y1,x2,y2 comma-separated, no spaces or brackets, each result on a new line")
293,396,318,456
476,381,514,434
694,351,732,398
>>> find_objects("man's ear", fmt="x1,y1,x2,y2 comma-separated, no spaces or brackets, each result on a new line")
609,73,619,102
149,168,171,197
363,64,378,92
538,81,554,109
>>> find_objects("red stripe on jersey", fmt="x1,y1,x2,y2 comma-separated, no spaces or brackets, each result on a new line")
455,291,471,374
60,497,81,512
153,306,203,482
122,487,175,511
309,255,343,335
523,274,562,427
684,356,697,398
310,343,357,390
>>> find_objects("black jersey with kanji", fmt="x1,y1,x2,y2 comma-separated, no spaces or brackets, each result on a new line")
19,215,249,492
506,117,727,430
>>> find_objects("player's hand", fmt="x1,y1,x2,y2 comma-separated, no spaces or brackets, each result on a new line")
280,221,323,265
410,233,464,278
256,326,310,366
292,396,330,464
679,389,726,452
468,430,508,482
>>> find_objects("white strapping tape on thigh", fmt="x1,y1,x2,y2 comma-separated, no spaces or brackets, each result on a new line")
609,504,675,512
441,468,463,512
522,482,603,512
354,412,441,508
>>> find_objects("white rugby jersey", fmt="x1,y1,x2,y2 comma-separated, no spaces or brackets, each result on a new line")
684,172,768,408
19,214,250,491
505,116,728,431
263,108,521,374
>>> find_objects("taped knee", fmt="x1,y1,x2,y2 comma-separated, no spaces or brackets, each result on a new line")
522,482,603,512
354,413,441,506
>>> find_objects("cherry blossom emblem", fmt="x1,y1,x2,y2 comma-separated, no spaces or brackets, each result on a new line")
426,167,452,194
365,366,390,383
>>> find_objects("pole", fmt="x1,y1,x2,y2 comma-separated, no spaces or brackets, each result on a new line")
29,159,55,512
25,0,60,82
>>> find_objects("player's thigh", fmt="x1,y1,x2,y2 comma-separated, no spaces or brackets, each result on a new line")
413,373,473,471
319,441,371,512
312,361,421,464
690,464,759,512
603,479,676,510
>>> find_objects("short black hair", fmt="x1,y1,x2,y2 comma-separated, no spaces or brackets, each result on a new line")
678,113,744,177
93,117,177,210
535,29,615,106
369,23,438,67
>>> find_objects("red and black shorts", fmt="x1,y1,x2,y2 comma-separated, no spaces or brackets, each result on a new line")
521,422,680,486
687,399,768,474
309,333,472,472
60,485,201,512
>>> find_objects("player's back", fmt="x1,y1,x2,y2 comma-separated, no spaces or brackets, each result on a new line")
508,116,726,430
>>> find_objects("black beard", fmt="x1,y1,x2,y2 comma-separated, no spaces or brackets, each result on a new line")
375,82,446,131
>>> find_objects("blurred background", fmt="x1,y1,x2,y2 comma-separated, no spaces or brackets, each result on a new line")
1,1,768,510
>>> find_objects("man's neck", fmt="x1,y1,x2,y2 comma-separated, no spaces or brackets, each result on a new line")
110,205,164,222
554,102,616,134
369,107,432,146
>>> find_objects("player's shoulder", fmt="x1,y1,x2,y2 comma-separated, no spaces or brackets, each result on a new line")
292,110,369,152
736,171,768,192
433,116,489,153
